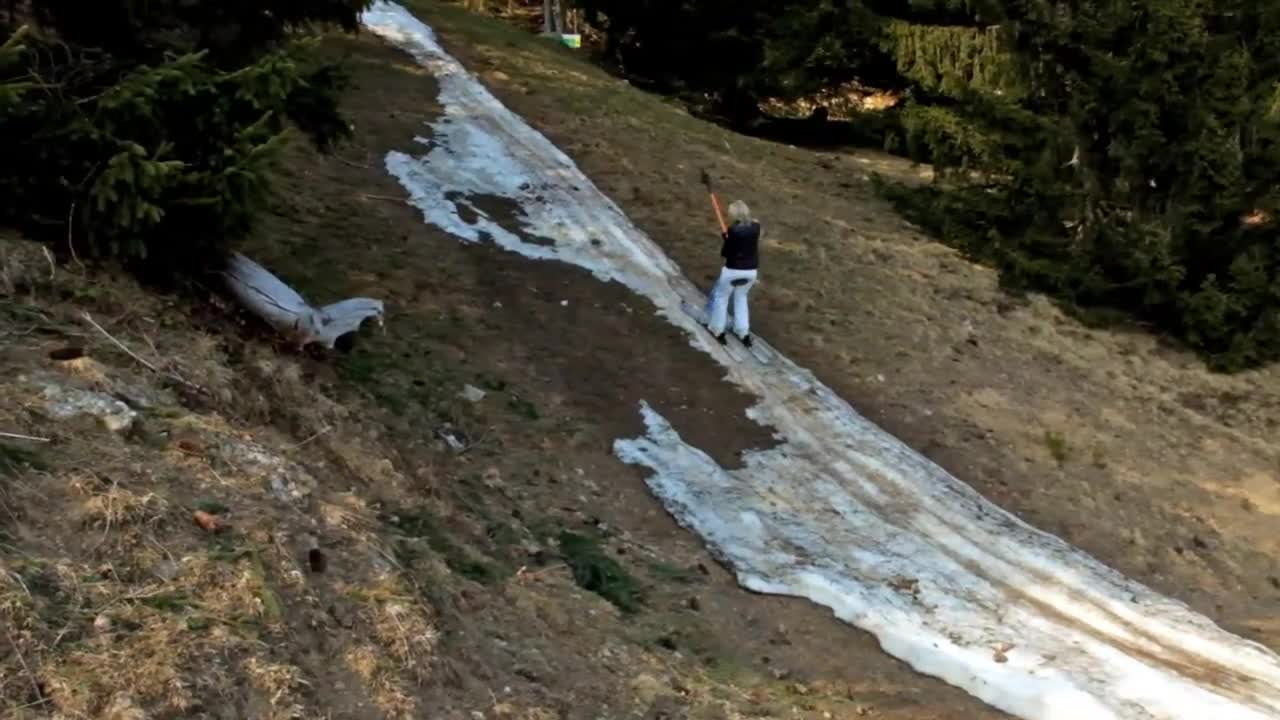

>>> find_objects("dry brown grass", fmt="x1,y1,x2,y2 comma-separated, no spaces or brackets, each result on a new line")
0,230,445,717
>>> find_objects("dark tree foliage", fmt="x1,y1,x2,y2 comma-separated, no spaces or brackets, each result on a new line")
32,0,367,66
0,0,370,281
577,0,897,120
885,0,1280,370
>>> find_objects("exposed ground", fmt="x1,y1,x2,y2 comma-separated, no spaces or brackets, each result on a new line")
2,1,1279,718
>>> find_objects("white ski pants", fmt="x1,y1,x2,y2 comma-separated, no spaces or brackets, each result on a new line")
708,266,758,338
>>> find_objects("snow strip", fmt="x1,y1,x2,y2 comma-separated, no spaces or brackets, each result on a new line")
362,4,1280,718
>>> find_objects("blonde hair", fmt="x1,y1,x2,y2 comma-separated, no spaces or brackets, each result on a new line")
727,200,752,225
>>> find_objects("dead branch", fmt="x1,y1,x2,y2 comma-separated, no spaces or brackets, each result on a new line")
332,155,371,170
358,192,408,203
0,431,50,443
5,626,46,708
80,312,209,396
288,425,333,450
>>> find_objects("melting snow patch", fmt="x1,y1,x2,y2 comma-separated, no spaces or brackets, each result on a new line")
363,4,1280,718
615,402,1280,719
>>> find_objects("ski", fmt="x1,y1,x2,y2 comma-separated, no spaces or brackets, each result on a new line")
679,300,770,364
740,337,772,365
680,301,744,362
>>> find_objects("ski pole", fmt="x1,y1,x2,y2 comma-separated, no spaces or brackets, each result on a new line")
700,169,727,234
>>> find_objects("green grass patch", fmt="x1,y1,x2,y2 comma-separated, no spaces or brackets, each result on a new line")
194,499,229,514
206,534,253,563
506,393,540,420
1043,429,1070,466
0,442,48,478
558,530,643,613
389,507,509,584
647,560,704,585
140,591,195,613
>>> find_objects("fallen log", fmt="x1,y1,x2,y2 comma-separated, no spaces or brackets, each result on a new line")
223,252,384,350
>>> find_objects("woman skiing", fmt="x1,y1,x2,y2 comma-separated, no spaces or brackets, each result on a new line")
706,200,760,347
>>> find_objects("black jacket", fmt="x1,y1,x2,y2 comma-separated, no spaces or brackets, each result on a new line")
720,221,760,270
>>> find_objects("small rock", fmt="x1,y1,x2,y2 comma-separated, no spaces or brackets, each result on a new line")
459,384,487,403
41,383,137,433
152,559,180,581
220,439,316,504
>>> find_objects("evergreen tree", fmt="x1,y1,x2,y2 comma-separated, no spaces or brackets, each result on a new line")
0,1,370,281
885,0,1280,369
577,0,897,119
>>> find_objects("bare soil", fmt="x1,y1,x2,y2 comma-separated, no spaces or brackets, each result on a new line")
2,3,1277,719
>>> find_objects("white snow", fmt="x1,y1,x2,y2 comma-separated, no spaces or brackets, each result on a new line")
362,3,1280,718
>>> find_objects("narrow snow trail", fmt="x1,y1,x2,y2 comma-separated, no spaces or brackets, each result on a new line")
363,4,1280,718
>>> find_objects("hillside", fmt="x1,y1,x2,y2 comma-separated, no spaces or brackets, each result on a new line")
3,2,1280,719
389,1,1280,645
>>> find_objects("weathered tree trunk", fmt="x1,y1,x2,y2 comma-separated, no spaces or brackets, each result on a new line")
223,253,384,350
